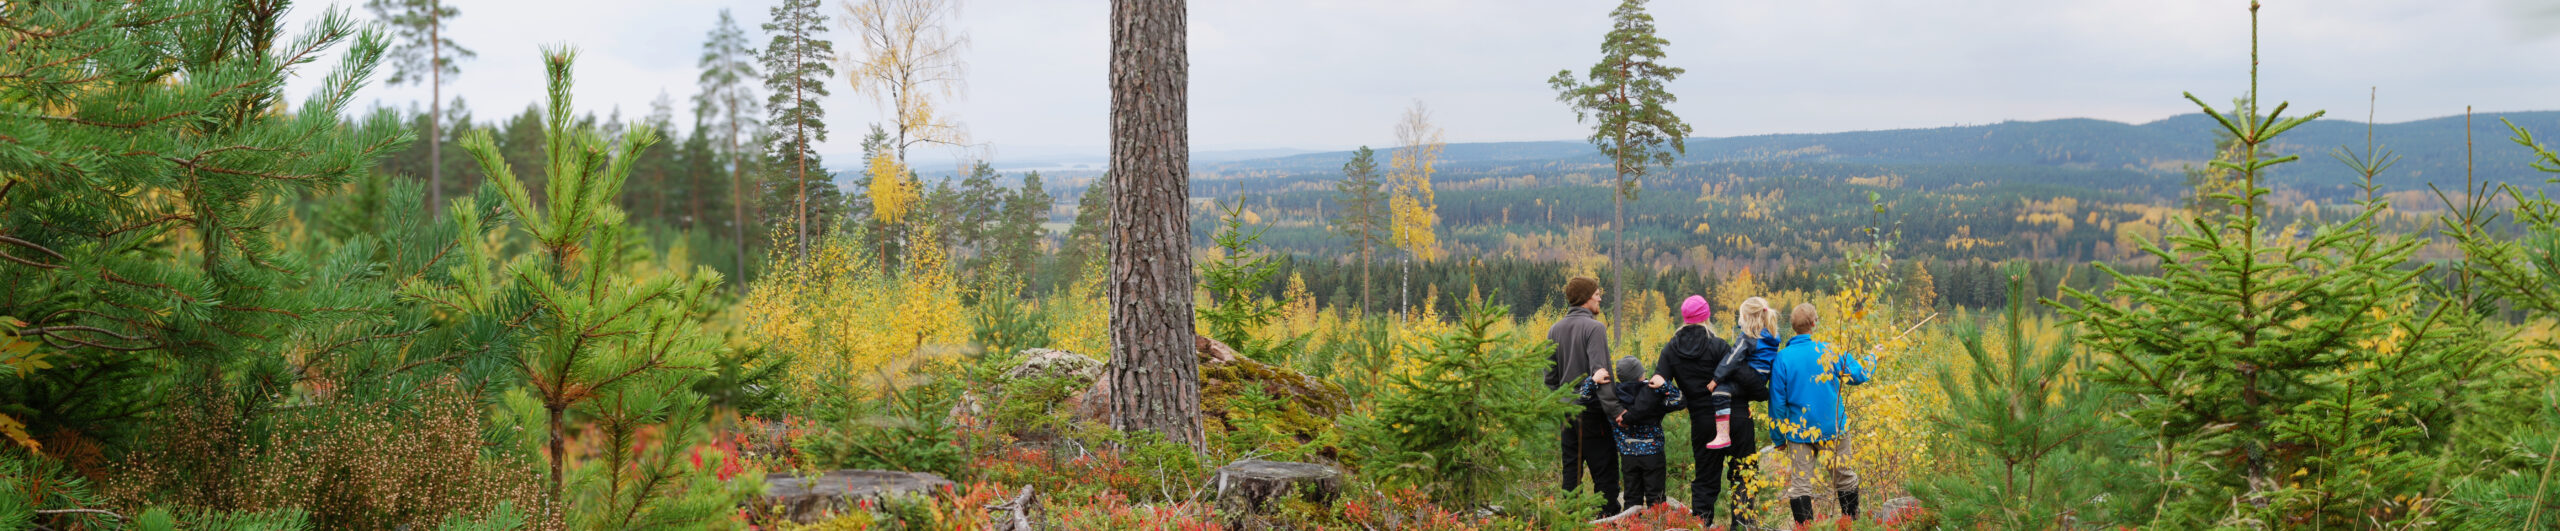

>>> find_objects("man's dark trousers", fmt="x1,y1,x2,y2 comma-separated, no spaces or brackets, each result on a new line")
1560,405,1621,513
1694,386,1760,523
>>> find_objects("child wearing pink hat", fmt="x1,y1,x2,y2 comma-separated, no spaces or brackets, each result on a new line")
1676,296,1740,450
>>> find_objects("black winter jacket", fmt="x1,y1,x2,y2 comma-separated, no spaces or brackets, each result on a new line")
1655,325,1736,402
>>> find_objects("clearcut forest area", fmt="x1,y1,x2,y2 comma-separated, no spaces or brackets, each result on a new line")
5,1,2559,530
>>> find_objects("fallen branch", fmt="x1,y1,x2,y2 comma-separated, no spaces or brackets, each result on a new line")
34,508,125,521
988,484,1042,531
1587,499,1683,525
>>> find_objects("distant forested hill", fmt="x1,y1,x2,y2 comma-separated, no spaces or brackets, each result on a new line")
1201,111,2560,196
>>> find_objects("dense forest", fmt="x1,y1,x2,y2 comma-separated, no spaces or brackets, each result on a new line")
5,0,2558,530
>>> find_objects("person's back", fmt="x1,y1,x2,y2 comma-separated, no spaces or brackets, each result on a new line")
1764,303,1873,525
1548,277,1623,516
1546,306,1609,390
1768,333,1866,443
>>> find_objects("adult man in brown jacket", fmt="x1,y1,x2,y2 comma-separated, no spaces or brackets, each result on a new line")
1547,276,1622,516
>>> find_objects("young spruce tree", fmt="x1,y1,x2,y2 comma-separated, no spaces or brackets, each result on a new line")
2055,3,2439,526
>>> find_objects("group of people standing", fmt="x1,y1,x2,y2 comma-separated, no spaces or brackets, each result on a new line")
1545,277,1871,528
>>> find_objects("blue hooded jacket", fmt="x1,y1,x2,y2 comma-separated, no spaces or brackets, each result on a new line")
1767,334,1869,444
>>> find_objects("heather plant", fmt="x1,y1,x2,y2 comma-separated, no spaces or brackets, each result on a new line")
107,380,544,530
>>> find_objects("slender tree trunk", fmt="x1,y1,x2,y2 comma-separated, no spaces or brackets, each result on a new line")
546,404,565,522
730,121,749,289
1610,168,1626,342
795,51,810,269
1359,241,1371,317
429,7,443,219
1609,77,1629,343
1107,0,1204,452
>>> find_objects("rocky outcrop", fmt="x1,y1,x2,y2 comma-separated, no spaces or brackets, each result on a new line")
1215,459,1342,530
1004,348,1104,382
756,470,954,523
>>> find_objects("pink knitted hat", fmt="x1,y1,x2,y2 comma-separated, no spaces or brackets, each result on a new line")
1680,295,1712,324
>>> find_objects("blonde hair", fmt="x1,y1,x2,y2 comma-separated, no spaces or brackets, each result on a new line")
1791,303,1820,335
1737,297,1780,336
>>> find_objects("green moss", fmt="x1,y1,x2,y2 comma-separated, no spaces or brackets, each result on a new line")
1199,356,1353,462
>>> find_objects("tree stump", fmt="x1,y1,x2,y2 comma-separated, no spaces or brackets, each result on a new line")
1215,459,1342,529
990,485,1044,531
756,470,955,523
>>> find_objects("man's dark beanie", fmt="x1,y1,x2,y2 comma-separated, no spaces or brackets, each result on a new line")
1566,277,1600,307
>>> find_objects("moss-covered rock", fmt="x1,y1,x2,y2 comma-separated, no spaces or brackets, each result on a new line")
1066,336,1352,461
1196,337,1351,462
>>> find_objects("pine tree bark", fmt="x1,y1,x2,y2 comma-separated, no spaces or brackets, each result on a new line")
1610,115,1627,344
731,121,749,289
794,47,810,268
428,3,443,220
1107,0,1205,451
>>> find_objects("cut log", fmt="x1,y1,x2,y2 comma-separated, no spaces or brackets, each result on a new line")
756,470,955,523
1216,459,1342,529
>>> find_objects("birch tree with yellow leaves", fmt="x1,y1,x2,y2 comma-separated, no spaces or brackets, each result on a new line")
1389,101,1444,318
841,0,970,164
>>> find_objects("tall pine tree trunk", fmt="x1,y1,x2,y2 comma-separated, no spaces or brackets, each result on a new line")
795,58,809,268
429,8,442,219
730,123,749,289
1610,165,1626,343
1360,241,1371,317
1107,0,1204,451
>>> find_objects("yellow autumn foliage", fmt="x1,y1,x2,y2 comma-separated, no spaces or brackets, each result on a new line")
868,152,917,224
736,225,966,396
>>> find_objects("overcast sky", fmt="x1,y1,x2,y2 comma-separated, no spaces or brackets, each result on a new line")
285,0,2560,166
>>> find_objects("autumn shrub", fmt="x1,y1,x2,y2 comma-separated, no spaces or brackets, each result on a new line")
781,481,1011,530
971,425,1212,505
1052,489,1225,530
739,226,968,398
